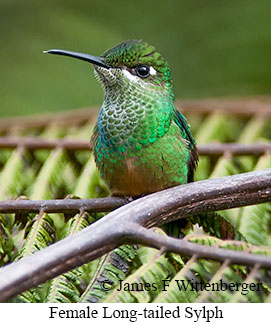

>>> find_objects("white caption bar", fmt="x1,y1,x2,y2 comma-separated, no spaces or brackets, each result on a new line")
1,303,268,322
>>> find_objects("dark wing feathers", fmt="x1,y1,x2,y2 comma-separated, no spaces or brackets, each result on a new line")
90,123,98,151
174,109,199,182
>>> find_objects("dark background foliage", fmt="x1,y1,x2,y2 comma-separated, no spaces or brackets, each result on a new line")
0,0,271,117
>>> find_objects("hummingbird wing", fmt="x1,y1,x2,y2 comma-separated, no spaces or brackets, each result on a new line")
174,109,199,182
90,123,98,152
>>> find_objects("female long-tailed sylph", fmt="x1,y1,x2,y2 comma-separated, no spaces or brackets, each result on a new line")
45,40,198,197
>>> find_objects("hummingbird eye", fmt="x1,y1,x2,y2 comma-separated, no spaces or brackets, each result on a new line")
135,65,150,78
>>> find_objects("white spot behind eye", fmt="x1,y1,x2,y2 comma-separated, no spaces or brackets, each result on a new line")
122,67,157,82
122,69,139,82
149,66,157,75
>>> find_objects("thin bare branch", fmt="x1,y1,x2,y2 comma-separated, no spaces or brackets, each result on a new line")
0,137,90,151
0,169,270,301
0,169,270,215
0,196,127,214
0,96,270,131
0,137,271,156
198,143,271,156
0,108,98,131
177,97,271,116
126,225,271,268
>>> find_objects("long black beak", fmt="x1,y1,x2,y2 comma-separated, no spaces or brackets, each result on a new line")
43,49,110,69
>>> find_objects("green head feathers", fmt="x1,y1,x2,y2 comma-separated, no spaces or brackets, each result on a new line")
102,40,172,83
102,39,172,89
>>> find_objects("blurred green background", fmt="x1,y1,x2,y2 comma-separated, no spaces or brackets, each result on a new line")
0,0,270,117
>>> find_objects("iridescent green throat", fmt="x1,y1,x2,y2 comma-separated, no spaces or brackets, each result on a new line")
95,65,174,153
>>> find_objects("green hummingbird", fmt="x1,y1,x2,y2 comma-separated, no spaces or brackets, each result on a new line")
45,40,198,197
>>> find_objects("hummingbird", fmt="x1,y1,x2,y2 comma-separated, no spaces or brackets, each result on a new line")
45,40,198,197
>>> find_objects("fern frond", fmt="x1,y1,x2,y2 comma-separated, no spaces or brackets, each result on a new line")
194,113,241,181
0,149,11,167
155,233,271,303
208,155,245,228
195,113,241,144
153,256,198,303
12,289,42,303
80,244,137,303
238,115,267,143
0,219,16,265
29,148,67,200
0,148,27,200
191,212,245,241
73,155,108,199
45,211,96,303
102,228,176,303
45,271,81,303
238,154,271,245
44,147,109,302
17,211,56,259
235,115,267,172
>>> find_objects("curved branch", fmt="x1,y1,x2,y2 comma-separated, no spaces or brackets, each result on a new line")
0,169,270,301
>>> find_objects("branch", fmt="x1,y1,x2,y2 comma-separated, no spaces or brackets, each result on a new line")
176,97,271,116
0,169,270,216
198,142,271,156
0,137,90,151
0,169,270,301
0,196,127,214
127,225,271,267
0,97,270,132
0,137,271,157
